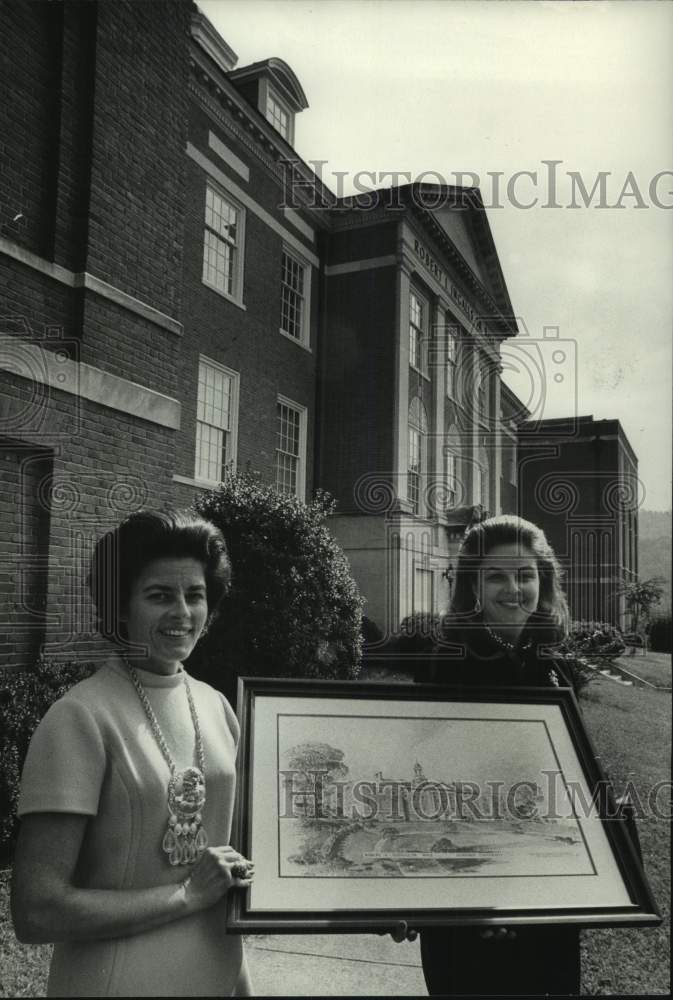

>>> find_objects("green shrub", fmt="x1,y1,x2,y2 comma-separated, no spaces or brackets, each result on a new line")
0,740,20,849
556,653,597,695
649,614,672,653
561,620,625,663
0,657,95,852
189,475,364,702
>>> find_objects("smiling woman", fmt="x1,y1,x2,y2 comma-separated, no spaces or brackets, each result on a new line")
10,511,254,998
420,514,580,995
124,557,210,676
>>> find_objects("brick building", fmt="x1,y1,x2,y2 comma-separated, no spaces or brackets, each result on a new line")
518,416,639,627
0,0,190,666
1,1,539,666
319,188,520,632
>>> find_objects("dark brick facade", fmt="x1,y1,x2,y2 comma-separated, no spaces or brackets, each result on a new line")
0,0,190,667
319,263,398,508
518,416,639,625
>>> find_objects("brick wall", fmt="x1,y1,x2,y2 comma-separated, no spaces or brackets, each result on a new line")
319,264,397,509
85,0,190,319
0,1,194,667
177,101,319,496
0,364,178,666
0,1,58,257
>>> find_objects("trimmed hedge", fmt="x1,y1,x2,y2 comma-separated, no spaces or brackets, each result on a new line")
189,475,364,703
561,620,626,662
0,658,95,851
649,614,672,653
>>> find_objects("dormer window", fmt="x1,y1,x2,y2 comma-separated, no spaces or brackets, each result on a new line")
228,58,308,150
266,86,291,140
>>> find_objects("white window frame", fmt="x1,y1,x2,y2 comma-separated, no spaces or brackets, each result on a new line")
194,357,239,485
260,79,295,145
202,180,246,308
446,323,458,398
444,445,457,509
408,396,428,516
279,245,311,349
413,566,435,615
507,444,517,487
409,288,429,376
476,447,489,509
275,394,307,500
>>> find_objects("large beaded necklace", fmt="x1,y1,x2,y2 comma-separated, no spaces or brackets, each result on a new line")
483,622,531,653
126,660,208,867
483,624,559,685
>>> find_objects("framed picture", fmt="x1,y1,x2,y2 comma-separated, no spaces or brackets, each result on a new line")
228,677,661,933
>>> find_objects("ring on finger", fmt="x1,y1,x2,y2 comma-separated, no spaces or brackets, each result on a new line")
231,861,251,879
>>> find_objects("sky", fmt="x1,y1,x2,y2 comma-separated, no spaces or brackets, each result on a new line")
200,0,673,510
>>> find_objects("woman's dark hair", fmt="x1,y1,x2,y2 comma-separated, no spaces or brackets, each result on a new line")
89,509,231,642
450,514,568,634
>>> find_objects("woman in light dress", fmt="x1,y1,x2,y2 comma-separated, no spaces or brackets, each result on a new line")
12,510,253,997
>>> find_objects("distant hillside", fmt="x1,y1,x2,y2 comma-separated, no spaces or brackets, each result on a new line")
638,510,671,611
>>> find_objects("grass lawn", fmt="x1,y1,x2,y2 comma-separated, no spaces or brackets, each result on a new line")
613,651,672,688
578,670,671,995
0,869,50,997
0,667,669,997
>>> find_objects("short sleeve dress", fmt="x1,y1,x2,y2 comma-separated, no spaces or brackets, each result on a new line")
418,618,581,996
17,656,246,998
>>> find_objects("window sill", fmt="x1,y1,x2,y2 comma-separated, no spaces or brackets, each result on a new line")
279,328,312,352
202,279,247,312
173,473,225,490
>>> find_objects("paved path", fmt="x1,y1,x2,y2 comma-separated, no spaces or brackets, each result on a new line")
244,933,426,995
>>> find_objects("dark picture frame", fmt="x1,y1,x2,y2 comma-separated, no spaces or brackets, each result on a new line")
228,677,661,934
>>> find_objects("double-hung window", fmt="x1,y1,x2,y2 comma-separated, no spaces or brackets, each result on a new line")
408,396,428,515
414,567,434,614
266,88,290,140
446,324,458,397
195,358,239,483
476,447,489,508
409,290,427,374
275,395,307,498
445,446,457,509
280,249,310,346
202,183,245,304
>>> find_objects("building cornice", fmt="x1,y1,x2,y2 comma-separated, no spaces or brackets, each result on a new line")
0,237,182,336
188,47,332,228
190,10,238,74
411,205,517,336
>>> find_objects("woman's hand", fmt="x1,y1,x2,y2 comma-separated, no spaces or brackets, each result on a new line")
376,921,418,943
480,927,517,941
182,846,254,912
12,814,253,944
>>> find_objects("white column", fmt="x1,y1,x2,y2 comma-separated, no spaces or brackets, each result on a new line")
432,300,446,515
471,347,481,505
493,370,502,514
395,263,412,509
